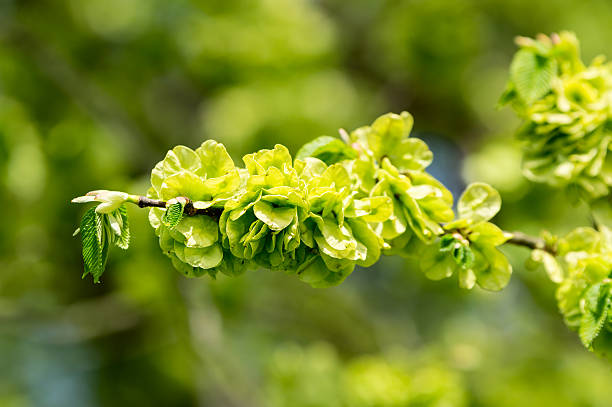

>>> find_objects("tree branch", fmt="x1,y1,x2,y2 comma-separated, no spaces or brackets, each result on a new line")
136,196,166,209
504,231,556,255
132,195,556,254
132,196,223,218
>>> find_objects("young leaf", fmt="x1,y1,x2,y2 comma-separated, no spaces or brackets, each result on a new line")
510,49,556,105
579,283,611,349
114,205,130,249
452,245,467,265
80,208,107,283
163,201,185,229
497,82,517,109
461,246,475,269
439,235,457,252
72,190,129,214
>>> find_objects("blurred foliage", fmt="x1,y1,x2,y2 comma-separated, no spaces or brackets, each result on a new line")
1,0,612,406
498,31,612,359
266,343,467,407
501,32,612,203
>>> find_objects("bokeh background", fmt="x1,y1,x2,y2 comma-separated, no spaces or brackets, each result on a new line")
1,0,611,406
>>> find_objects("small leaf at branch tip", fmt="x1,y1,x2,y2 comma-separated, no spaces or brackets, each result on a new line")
72,190,130,214
162,201,185,229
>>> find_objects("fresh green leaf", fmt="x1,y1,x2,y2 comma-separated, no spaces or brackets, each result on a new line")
439,235,457,253
80,208,107,283
579,283,612,348
454,245,475,269
510,49,556,104
163,201,185,229
114,205,130,249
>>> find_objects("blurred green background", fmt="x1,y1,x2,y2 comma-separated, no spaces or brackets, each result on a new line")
1,0,611,406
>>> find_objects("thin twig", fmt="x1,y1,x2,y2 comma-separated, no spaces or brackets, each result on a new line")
135,196,556,253
136,196,167,209
133,196,223,218
505,231,556,255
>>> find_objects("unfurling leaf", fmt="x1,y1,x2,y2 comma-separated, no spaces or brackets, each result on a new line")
163,201,186,229
114,205,130,249
72,190,129,214
80,208,108,283
510,49,556,105
579,283,611,348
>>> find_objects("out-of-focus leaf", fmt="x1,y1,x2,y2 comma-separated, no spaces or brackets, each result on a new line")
579,283,611,348
510,49,556,104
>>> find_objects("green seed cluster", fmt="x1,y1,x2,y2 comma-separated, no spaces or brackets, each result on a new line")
500,32,612,357
146,112,509,288
554,226,612,355
501,31,612,202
